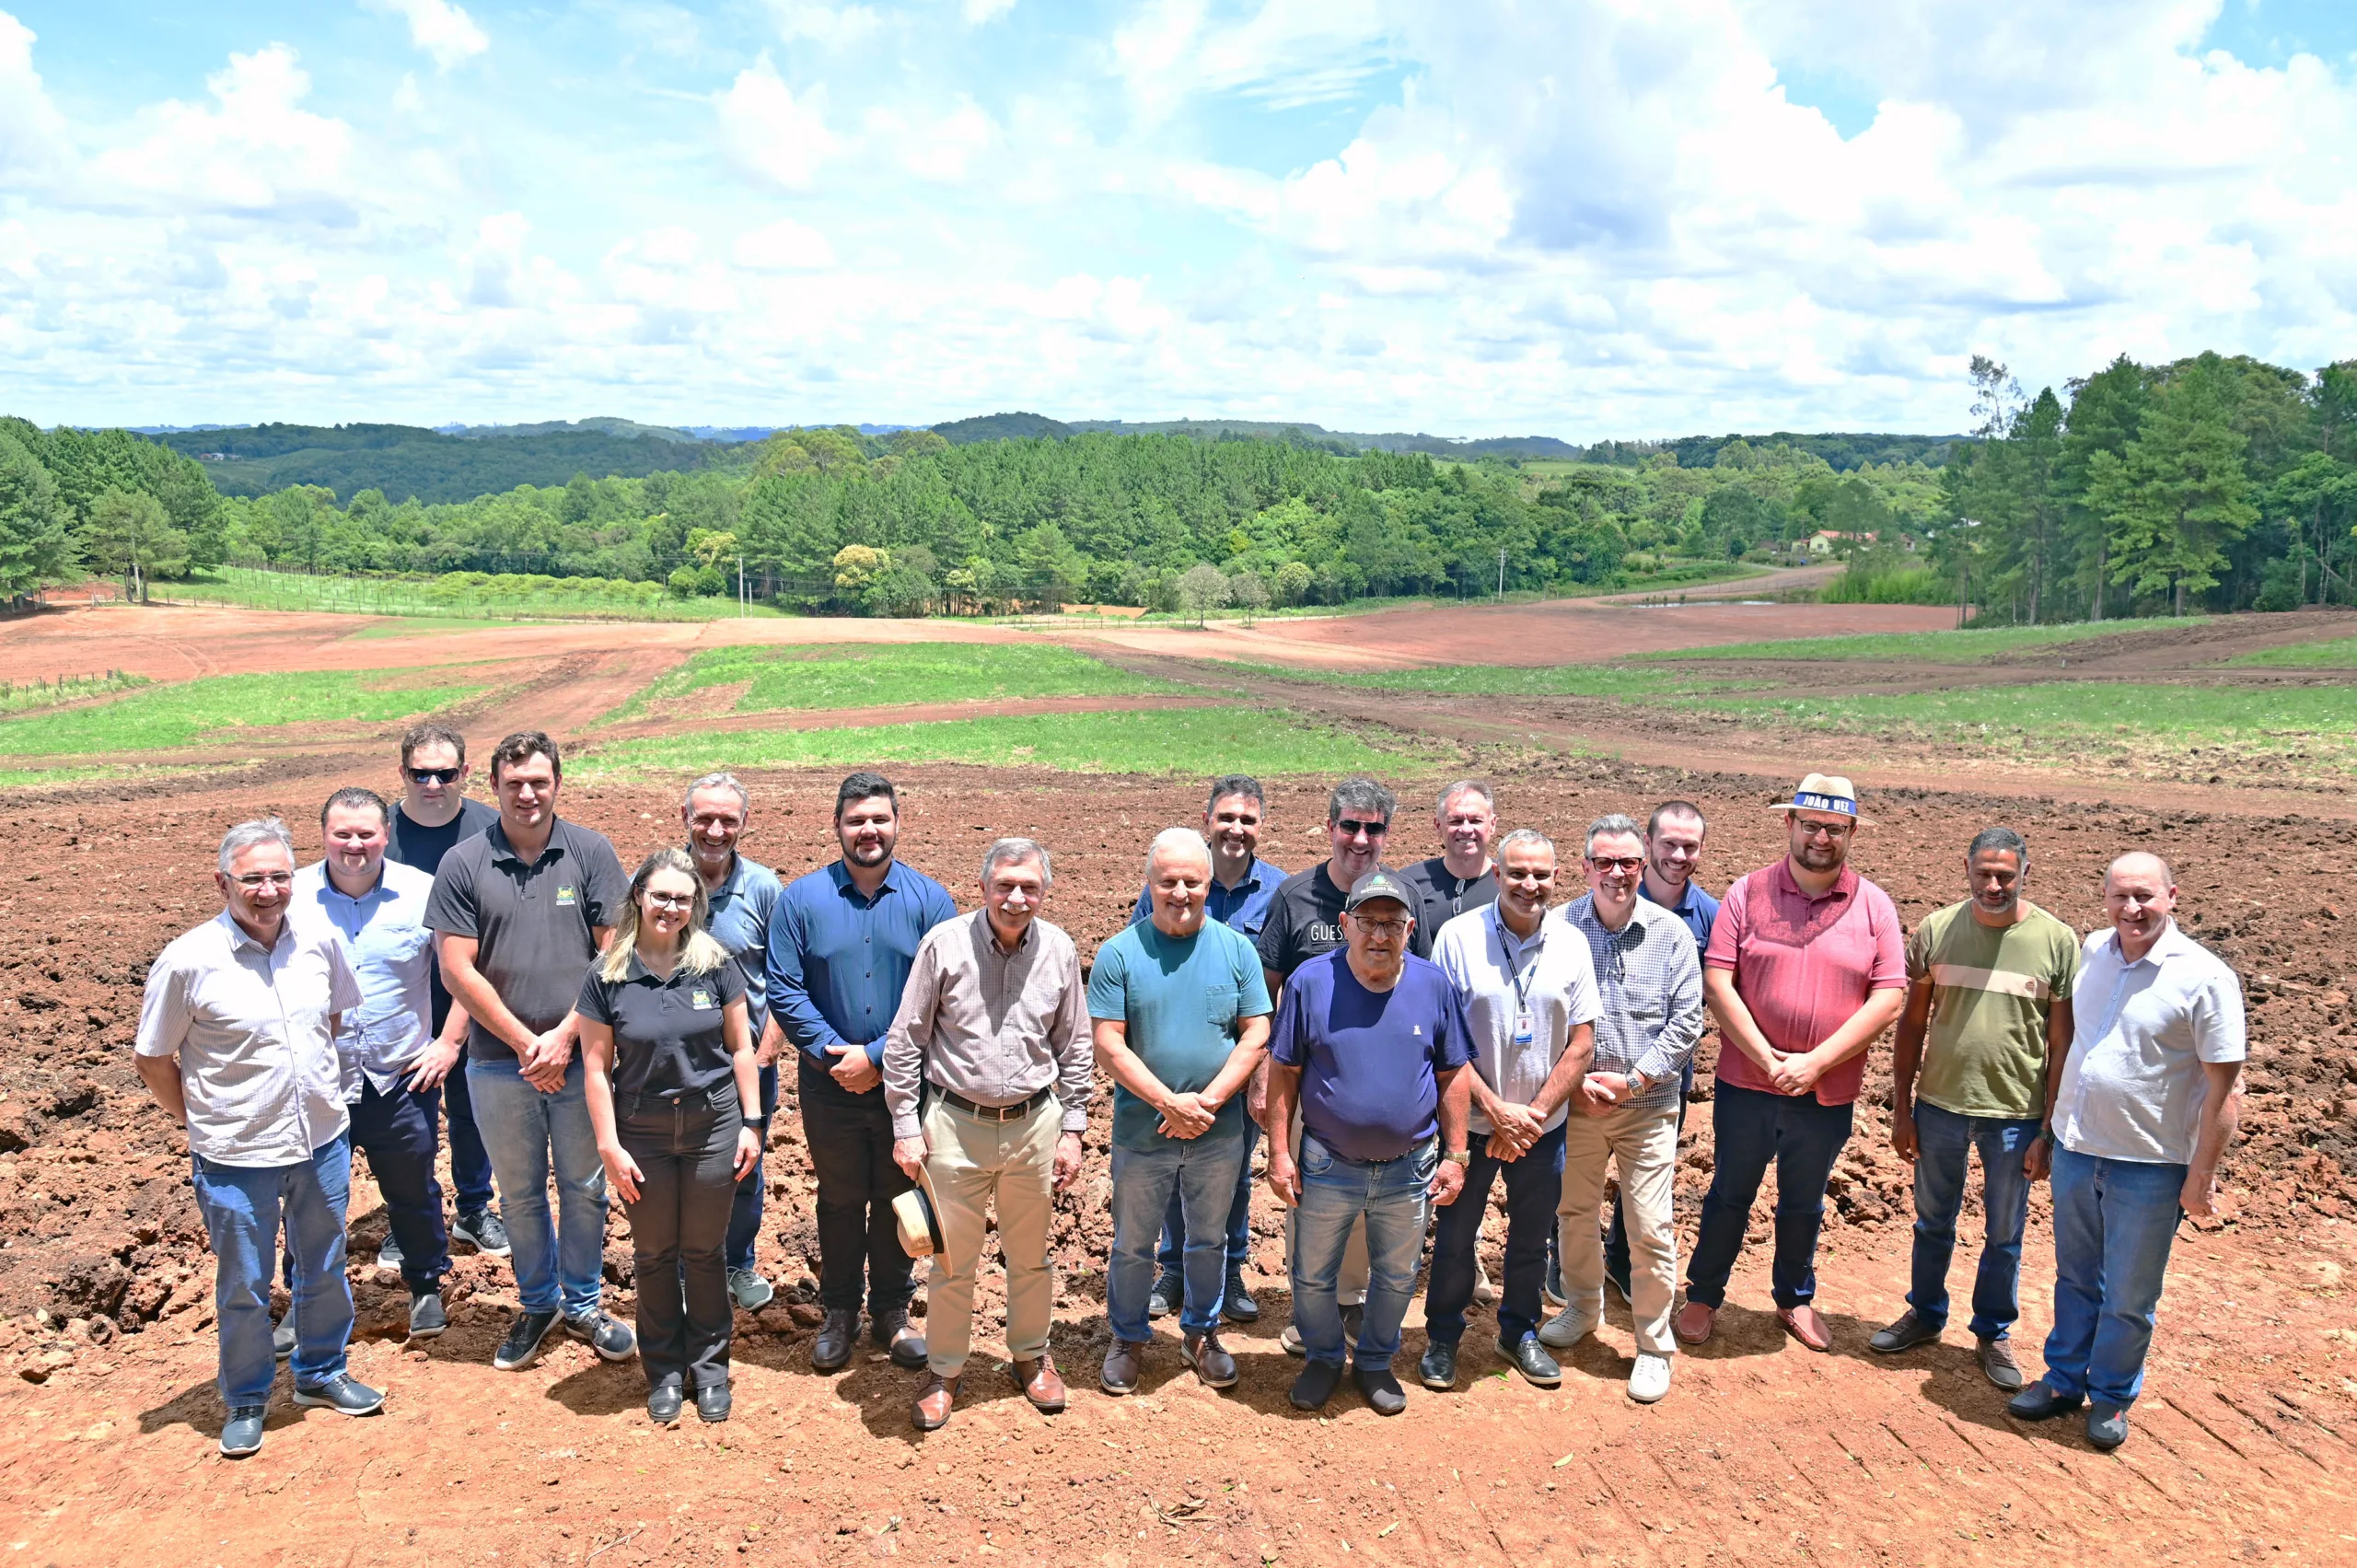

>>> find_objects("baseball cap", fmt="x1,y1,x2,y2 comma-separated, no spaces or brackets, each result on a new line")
1343,869,1414,912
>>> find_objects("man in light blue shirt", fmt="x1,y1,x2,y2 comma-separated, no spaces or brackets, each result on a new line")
293,785,451,1342
682,772,787,1311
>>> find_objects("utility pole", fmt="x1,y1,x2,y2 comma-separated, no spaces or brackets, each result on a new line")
737,553,747,619
1496,547,1505,602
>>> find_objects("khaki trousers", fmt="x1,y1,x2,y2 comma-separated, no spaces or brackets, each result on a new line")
1284,1110,1368,1307
921,1096,1060,1378
1558,1101,1680,1356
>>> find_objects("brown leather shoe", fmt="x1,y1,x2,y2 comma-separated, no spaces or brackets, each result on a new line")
1779,1304,1833,1353
911,1373,958,1431
1011,1352,1067,1413
1672,1301,1716,1345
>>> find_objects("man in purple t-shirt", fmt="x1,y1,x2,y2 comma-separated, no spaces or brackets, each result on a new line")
1677,774,1905,1353
1265,870,1472,1416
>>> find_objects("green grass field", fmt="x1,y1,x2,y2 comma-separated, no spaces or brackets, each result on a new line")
2225,635,2357,668
0,671,149,715
1640,617,2202,663
576,705,1417,779
1220,662,1755,700
153,567,788,623
0,670,490,756
610,643,1182,721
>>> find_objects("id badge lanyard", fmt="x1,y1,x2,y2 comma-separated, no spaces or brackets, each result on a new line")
1503,910,1539,1048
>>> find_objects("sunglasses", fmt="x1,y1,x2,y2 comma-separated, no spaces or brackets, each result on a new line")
1587,855,1644,874
407,768,460,785
1333,819,1390,838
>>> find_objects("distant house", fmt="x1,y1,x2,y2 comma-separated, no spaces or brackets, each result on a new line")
196,452,228,462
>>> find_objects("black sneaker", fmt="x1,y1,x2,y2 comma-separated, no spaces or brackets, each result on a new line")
1289,1359,1343,1411
1604,1268,1632,1308
408,1287,447,1341
219,1405,267,1458
493,1309,563,1371
695,1382,733,1423
1869,1307,1944,1354
1221,1269,1260,1323
1417,1340,1457,1390
1353,1365,1407,1415
1543,1250,1567,1310
2086,1404,2130,1451
566,1310,637,1363
292,1373,386,1415
2006,1378,2084,1422
1146,1272,1183,1320
273,1318,296,1361
375,1230,405,1276
453,1209,512,1259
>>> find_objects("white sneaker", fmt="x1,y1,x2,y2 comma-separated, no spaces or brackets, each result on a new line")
1537,1307,1597,1350
1628,1353,1672,1404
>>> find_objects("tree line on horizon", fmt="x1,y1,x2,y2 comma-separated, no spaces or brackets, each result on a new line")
0,346,2349,621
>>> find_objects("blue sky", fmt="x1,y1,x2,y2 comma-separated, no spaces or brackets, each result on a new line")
1,0,2351,437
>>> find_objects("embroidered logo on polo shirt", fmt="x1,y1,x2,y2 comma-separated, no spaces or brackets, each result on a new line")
691,988,714,1010
556,884,578,907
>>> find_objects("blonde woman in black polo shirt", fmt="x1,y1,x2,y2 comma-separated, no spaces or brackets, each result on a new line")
580,848,760,1424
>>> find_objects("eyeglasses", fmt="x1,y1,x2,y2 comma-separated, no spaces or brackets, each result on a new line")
1587,855,1644,874
232,871,295,889
644,891,695,909
1795,821,1853,841
406,768,460,785
1333,819,1389,839
1351,917,1409,936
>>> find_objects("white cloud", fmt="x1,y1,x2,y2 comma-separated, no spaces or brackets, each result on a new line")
84,45,361,225
0,12,69,187
867,99,997,182
764,1,883,48
363,0,490,71
963,0,1016,22
732,218,837,271
716,55,839,190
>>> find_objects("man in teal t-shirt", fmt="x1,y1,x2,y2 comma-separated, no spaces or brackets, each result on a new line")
1091,829,1272,1395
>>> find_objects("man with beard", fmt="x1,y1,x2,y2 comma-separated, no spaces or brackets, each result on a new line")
1397,781,1500,959
1872,827,2079,1391
769,772,957,1375
1677,774,1905,1353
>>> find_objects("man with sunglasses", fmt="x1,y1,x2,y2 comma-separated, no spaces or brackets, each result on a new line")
1256,777,1399,1353
1678,773,1905,1353
137,818,375,1457
1544,816,1703,1403
384,723,507,1263
1398,780,1500,960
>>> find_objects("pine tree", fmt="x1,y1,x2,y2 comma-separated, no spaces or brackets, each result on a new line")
0,432,76,599
2089,359,2258,615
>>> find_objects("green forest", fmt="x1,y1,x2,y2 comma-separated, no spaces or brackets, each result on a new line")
0,343,2350,621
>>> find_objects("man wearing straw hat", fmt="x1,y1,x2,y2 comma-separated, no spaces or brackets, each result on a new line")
1676,773,1906,1353
884,838,1091,1432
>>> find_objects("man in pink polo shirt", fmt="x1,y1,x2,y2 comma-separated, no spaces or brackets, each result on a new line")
1675,773,1906,1353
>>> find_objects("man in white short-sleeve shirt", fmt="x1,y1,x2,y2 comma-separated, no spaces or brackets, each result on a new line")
136,818,379,1459
2008,852,2246,1455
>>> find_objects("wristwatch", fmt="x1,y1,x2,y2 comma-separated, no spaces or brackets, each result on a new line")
1627,1070,1653,1098
1441,1149,1471,1167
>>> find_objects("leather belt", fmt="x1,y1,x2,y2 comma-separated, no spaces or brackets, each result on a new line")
938,1086,1052,1121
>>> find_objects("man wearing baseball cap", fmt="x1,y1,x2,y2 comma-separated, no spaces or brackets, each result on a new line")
1263,869,1474,1415
1678,774,1906,1353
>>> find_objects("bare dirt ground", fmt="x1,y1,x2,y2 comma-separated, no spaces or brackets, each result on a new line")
1,760,2353,1565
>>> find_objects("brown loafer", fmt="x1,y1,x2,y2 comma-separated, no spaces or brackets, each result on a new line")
1012,1352,1067,1413
1779,1305,1832,1353
911,1373,958,1432
1672,1301,1716,1345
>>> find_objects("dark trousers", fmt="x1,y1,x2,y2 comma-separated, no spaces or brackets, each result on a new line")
1426,1121,1566,1345
1155,1118,1257,1276
439,1064,496,1216
349,1080,451,1290
798,1056,915,1317
1603,1097,1688,1283
620,1090,741,1392
726,1063,781,1273
1685,1082,1853,1311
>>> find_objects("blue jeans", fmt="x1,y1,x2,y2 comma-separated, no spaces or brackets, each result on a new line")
2043,1146,2184,1408
1686,1083,1853,1310
466,1056,608,1318
1293,1133,1434,1367
1108,1134,1249,1341
438,1063,496,1216
725,1063,780,1273
1426,1122,1564,1346
191,1135,353,1408
1156,1118,1257,1277
1906,1101,2039,1339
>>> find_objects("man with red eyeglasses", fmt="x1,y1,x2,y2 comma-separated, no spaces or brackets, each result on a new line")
1677,773,1905,1353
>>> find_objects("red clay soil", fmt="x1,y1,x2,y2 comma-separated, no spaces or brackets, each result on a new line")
0,761,2352,1564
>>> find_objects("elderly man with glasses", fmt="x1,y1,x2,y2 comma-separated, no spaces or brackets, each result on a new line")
1678,774,1906,1353
136,819,375,1458
1543,815,1704,1403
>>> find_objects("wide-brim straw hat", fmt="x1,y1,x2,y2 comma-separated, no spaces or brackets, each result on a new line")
892,1168,946,1259
1769,772,1875,827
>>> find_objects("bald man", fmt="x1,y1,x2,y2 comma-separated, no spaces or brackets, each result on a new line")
2007,853,2246,1454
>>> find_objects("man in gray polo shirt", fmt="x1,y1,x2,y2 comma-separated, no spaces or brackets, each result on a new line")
427,730,634,1374
137,818,378,1458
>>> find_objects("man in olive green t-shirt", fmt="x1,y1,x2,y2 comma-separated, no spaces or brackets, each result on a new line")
1871,826,2078,1389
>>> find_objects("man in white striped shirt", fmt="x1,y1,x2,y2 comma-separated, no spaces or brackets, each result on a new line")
1543,813,1704,1403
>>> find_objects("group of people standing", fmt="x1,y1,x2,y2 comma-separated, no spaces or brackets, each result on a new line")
135,738,2244,1462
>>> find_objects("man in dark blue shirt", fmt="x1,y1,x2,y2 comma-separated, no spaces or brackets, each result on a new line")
1128,775,1285,1325
766,772,958,1375
1264,870,1472,1416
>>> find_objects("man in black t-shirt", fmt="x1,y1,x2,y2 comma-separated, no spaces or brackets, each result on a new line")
384,724,506,1260
1395,780,1500,959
